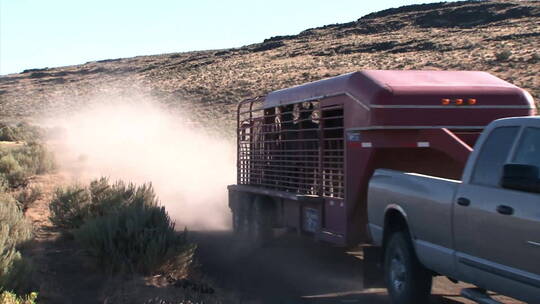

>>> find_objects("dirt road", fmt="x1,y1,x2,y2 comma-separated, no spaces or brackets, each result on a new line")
194,231,522,304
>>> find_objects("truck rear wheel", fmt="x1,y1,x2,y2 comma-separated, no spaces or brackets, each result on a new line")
384,231,432,304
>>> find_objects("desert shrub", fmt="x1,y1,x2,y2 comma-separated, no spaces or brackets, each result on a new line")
48,185,91,229
495,50,511,61
88,177,158,217
75,199,193,274
52,178,195,275
0,156,26,189
10,142,56,175
0,291,37,304
0,254,32,296
0,123,42,143
0,195,32,245
0,127,16,142
15,187,42,211
4,172,27,190
50,178,158,230
0,176,8,193
0,143,55,188
0,195,33,293
0,154,21,173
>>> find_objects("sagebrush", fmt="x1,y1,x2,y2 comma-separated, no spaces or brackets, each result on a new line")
49,184,91,229
49,177,158,229
0,122,43,295
88,177,158,217
75,199,194,274
15,187,42,212
51,177,195,275
0,194,33,293
0,123,43,143
0,291,37,304
0,143,55,188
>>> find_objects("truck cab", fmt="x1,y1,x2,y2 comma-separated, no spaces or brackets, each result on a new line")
368,116,540,303
455,117,540,297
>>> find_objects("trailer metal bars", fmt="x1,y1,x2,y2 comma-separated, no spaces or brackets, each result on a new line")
237,97,345,198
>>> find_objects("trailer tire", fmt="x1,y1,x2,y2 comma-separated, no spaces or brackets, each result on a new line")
232,193,252,238
249,195,274,247
384,231,432,304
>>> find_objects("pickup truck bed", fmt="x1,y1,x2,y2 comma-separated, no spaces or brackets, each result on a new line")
368,170,461,278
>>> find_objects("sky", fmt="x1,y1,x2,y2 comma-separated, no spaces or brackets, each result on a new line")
1,0,451,75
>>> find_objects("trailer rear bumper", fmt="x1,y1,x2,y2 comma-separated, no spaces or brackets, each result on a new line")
227,184,324,204
228,184,351,245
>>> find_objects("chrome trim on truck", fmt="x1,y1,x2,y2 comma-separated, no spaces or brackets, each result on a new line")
458,255,540,289
527,241,540,247
348,125,485,131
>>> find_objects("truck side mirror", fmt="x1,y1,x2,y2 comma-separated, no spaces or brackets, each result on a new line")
501,164,540,194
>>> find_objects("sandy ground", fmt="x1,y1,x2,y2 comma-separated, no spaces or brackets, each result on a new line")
194,231,525,304
22,173,105,304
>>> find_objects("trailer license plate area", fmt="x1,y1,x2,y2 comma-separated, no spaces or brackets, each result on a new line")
304,208,319,233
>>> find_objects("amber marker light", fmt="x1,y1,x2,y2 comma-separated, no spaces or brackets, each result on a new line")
441,98,451,105
455,98,464,105
468,98,477,105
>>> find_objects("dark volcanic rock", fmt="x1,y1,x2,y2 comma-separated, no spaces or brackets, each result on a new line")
250,40,286,52
96,58,122,63
349,1,540,33
22,67,49,74
29,72,49,78
414,3,540,28
263,35,296,43
487,31,540,41
39,77,66,84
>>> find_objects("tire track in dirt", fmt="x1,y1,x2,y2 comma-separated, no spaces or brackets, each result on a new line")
194,231,522,304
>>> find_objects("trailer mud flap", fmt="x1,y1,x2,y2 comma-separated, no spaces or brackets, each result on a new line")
362,245,385,289
323,198,346,235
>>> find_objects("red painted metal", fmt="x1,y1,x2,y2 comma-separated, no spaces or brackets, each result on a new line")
230,70,536,246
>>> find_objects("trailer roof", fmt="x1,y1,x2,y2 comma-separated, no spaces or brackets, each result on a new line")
359,70,515,87
264,70,533,109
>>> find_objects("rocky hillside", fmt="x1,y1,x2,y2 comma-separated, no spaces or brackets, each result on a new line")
1,0,539,130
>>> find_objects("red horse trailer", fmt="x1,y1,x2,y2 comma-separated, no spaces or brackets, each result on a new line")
227,70,535,247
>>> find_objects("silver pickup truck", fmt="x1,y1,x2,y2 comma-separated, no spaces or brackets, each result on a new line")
368,116,540,304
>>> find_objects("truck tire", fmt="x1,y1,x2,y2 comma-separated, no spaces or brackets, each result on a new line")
248,195,274,247
384,231,432,304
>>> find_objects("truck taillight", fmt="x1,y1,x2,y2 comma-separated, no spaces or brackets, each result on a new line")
442,98,477,105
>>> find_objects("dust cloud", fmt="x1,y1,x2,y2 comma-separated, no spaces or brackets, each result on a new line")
43,97,236,230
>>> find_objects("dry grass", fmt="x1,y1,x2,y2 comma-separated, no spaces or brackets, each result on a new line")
0,1,538,135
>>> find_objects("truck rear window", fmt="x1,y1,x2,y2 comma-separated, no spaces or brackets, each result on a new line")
513,127,540,168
